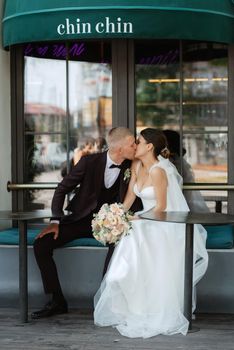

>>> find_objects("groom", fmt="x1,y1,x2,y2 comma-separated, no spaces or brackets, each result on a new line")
32,127,142,319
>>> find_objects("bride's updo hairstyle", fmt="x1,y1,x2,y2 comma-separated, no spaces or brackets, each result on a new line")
140,128,170,159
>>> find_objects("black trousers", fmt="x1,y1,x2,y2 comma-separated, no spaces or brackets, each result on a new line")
33,214,114,295
102,244,115,277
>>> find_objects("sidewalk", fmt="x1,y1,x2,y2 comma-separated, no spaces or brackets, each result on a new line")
0,309,234,350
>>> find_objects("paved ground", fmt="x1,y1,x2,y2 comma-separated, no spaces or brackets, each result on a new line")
0,309,234,350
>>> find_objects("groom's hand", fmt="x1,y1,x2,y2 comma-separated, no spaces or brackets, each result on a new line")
36,223,59,240
128,215,139,220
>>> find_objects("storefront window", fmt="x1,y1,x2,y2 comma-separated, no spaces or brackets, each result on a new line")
68,60,112,156
135,40,180,131
17,39,229,212
135,40,228,212
24,41,112,209
183,133,227,183
182,42,228,185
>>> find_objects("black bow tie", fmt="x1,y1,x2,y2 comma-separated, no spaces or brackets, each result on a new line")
109,163,123,169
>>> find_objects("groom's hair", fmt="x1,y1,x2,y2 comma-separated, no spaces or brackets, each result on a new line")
107,127,133,150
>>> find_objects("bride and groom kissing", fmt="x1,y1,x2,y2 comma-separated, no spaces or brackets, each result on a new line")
31,127,208,338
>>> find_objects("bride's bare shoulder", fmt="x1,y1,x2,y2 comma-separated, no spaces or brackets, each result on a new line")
150,166,167,183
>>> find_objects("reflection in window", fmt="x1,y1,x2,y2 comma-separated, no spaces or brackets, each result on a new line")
135,40,180,132
184,133,227,183
23,41,112,210
183,42,228,130
135,40,228,186
69,60,112,150
199,190,227,214
182,43,228,184
24,190,55,211
24,56,67,198
24,57,67,133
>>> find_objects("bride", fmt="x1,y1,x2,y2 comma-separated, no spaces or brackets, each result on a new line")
94,128,208,338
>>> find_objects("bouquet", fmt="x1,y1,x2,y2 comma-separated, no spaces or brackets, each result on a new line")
92,203,132,245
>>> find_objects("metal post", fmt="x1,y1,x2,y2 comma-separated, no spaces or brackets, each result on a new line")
18,220,28,323
184,223,194,330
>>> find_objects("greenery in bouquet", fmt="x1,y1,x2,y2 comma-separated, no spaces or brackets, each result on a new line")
92,203,132,245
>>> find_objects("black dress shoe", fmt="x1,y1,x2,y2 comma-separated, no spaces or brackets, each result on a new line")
31,300,68,319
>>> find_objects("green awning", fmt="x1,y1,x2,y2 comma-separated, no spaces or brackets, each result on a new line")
2,0,234,48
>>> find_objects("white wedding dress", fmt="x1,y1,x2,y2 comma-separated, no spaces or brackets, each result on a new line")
94,156,208,338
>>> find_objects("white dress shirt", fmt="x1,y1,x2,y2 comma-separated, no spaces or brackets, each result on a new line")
104,152,121,188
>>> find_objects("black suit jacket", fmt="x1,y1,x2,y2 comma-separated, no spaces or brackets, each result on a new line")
51,151,142,222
